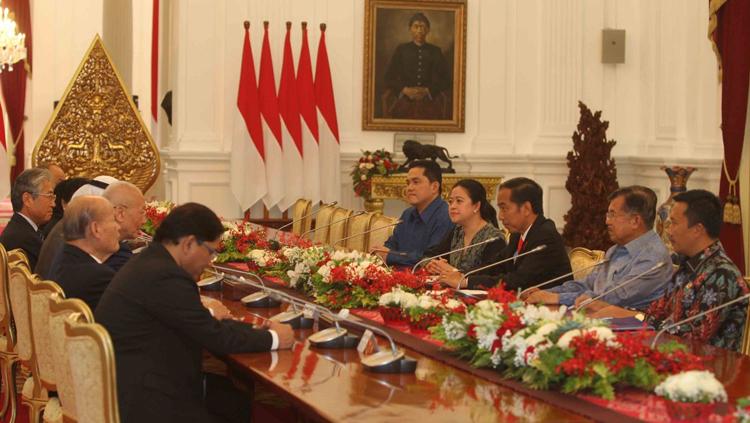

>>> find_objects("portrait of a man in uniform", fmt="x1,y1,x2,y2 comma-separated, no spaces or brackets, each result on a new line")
363,0,467,132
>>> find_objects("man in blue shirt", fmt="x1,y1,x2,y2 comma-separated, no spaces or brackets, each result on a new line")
523,186,673,311
371,160,453,267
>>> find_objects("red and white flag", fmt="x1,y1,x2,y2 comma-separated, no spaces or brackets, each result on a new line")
297,22,320,205
259,22,285,210
314,23,341,203
230,22,267,211
277,22,304,211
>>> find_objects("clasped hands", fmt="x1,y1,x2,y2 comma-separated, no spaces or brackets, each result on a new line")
425,258,466,289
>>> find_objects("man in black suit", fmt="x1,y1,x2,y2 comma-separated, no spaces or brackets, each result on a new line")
95,202,294,423
102,181,147,272
0,168,56,269
469,177,572,290
50,196,121,311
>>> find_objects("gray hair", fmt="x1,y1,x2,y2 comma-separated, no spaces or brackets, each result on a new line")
62,196,108,241
102,181,142,206
607,185,658,229
11,168,52,212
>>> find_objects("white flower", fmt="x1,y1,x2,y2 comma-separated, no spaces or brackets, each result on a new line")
519,304,567,326
247,249,274,267
556,329,582,349
378,288,418,308
655,371,727,403
442,315,467,341
556,326,617,349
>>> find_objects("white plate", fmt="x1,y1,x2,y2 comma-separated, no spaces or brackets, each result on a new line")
197,275,223,287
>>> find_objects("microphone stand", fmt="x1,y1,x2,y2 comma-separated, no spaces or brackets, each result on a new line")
459,245,548,288
301,210,366,240
274,201,338,240
411,236,502,273
519,258,610,298
574,262,667,312
650,292,750,348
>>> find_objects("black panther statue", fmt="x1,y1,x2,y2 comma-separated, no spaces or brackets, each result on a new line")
399,140,458,173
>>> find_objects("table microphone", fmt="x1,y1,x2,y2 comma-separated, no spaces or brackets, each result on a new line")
274,201,338,239
519,258,610,298
411,236,503,273
301,210,366,240
650,292,750,348
459,245,548,287
334,219,402,248
574,261,667,312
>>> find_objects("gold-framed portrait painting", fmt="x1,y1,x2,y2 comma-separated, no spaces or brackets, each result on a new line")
363,0,467,132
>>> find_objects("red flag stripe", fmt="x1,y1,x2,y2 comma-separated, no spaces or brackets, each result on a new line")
314,24,339,143
237,24,265,159
279,23,303,156
296,22,318,142
150,0,159,122
258,24,283,146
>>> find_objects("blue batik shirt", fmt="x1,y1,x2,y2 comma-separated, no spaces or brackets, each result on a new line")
384,196,454,267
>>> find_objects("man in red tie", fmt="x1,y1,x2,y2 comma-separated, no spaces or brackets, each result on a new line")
467,177,572,291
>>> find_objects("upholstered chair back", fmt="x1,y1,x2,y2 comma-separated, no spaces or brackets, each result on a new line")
7,248,29,270
368,214,399,252
568,247,606,280
291,199,313,236
28,280,65,390
64,318,120,423
345,212,375,252
0,245,14,346
328,208,354,248
8,265,33,362
49,297,94,422
311,205,336,244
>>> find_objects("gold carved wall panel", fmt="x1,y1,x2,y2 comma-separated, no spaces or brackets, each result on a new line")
32,35,160,192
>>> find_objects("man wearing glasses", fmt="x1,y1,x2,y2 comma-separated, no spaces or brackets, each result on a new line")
523,186,673,312
0,168,56,269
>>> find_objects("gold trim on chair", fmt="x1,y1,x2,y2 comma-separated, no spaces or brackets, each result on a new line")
742,277,750,356
49,297,94,423
291,199,313,236
568,247,606,280
345,212,375,252
64,318,120,423
328,208,354,249
28,280,65,392
311,206,335,245
0,245,20,422
368,214,399,252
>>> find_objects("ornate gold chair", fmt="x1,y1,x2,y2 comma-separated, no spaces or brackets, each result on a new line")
290,199,313,236
328,208,354,249
64,318,120,423
742,277,750,356
568,247,606,280
345,212,375,252
48,296,94,422
8,265,47,422
0,246,21,422
28,280,66,423
368,214,399,252
311,205,335,245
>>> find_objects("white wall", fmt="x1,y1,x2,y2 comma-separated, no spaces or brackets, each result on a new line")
26,0,722,223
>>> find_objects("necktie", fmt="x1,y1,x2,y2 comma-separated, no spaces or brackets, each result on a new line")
516,237,524,255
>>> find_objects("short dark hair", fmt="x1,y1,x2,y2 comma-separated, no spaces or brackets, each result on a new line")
408,12,430,29
673,189,722,238
453,179,499,227
608,185,657,229
154,203,224,245
52,178,98,217
10,168,52,212
409,160,443,191
499,177,543,214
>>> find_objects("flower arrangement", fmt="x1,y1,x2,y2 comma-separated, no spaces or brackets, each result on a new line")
350,149,397,199
142,200,175,236
404,291,464,331
654,370,726,403
431,286,709,400
216,220,271,263
378,287,418,323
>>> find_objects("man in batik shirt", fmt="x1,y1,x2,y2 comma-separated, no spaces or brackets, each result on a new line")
592,190,749,351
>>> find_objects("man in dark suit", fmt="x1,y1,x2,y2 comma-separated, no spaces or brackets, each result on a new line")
0,168,56,269
95,202,294,423
469,177,572,290
50,196,121,310
102,181,147,272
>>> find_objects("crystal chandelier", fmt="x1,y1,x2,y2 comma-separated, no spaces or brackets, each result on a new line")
0,2,25,72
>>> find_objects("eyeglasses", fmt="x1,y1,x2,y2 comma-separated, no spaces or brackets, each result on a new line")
198,241,218,260
35,192,56,200
605,211,635,220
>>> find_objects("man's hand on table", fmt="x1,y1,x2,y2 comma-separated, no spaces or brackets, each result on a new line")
524,290,559,304
589,305,640,319
264,321,295,349
370,246,390,262
201,296,233,320
574,295,609,313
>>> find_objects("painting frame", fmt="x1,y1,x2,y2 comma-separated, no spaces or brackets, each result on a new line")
363,0,467,132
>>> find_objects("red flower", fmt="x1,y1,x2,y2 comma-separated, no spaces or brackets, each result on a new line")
467,324,477,339
487,284,517,304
